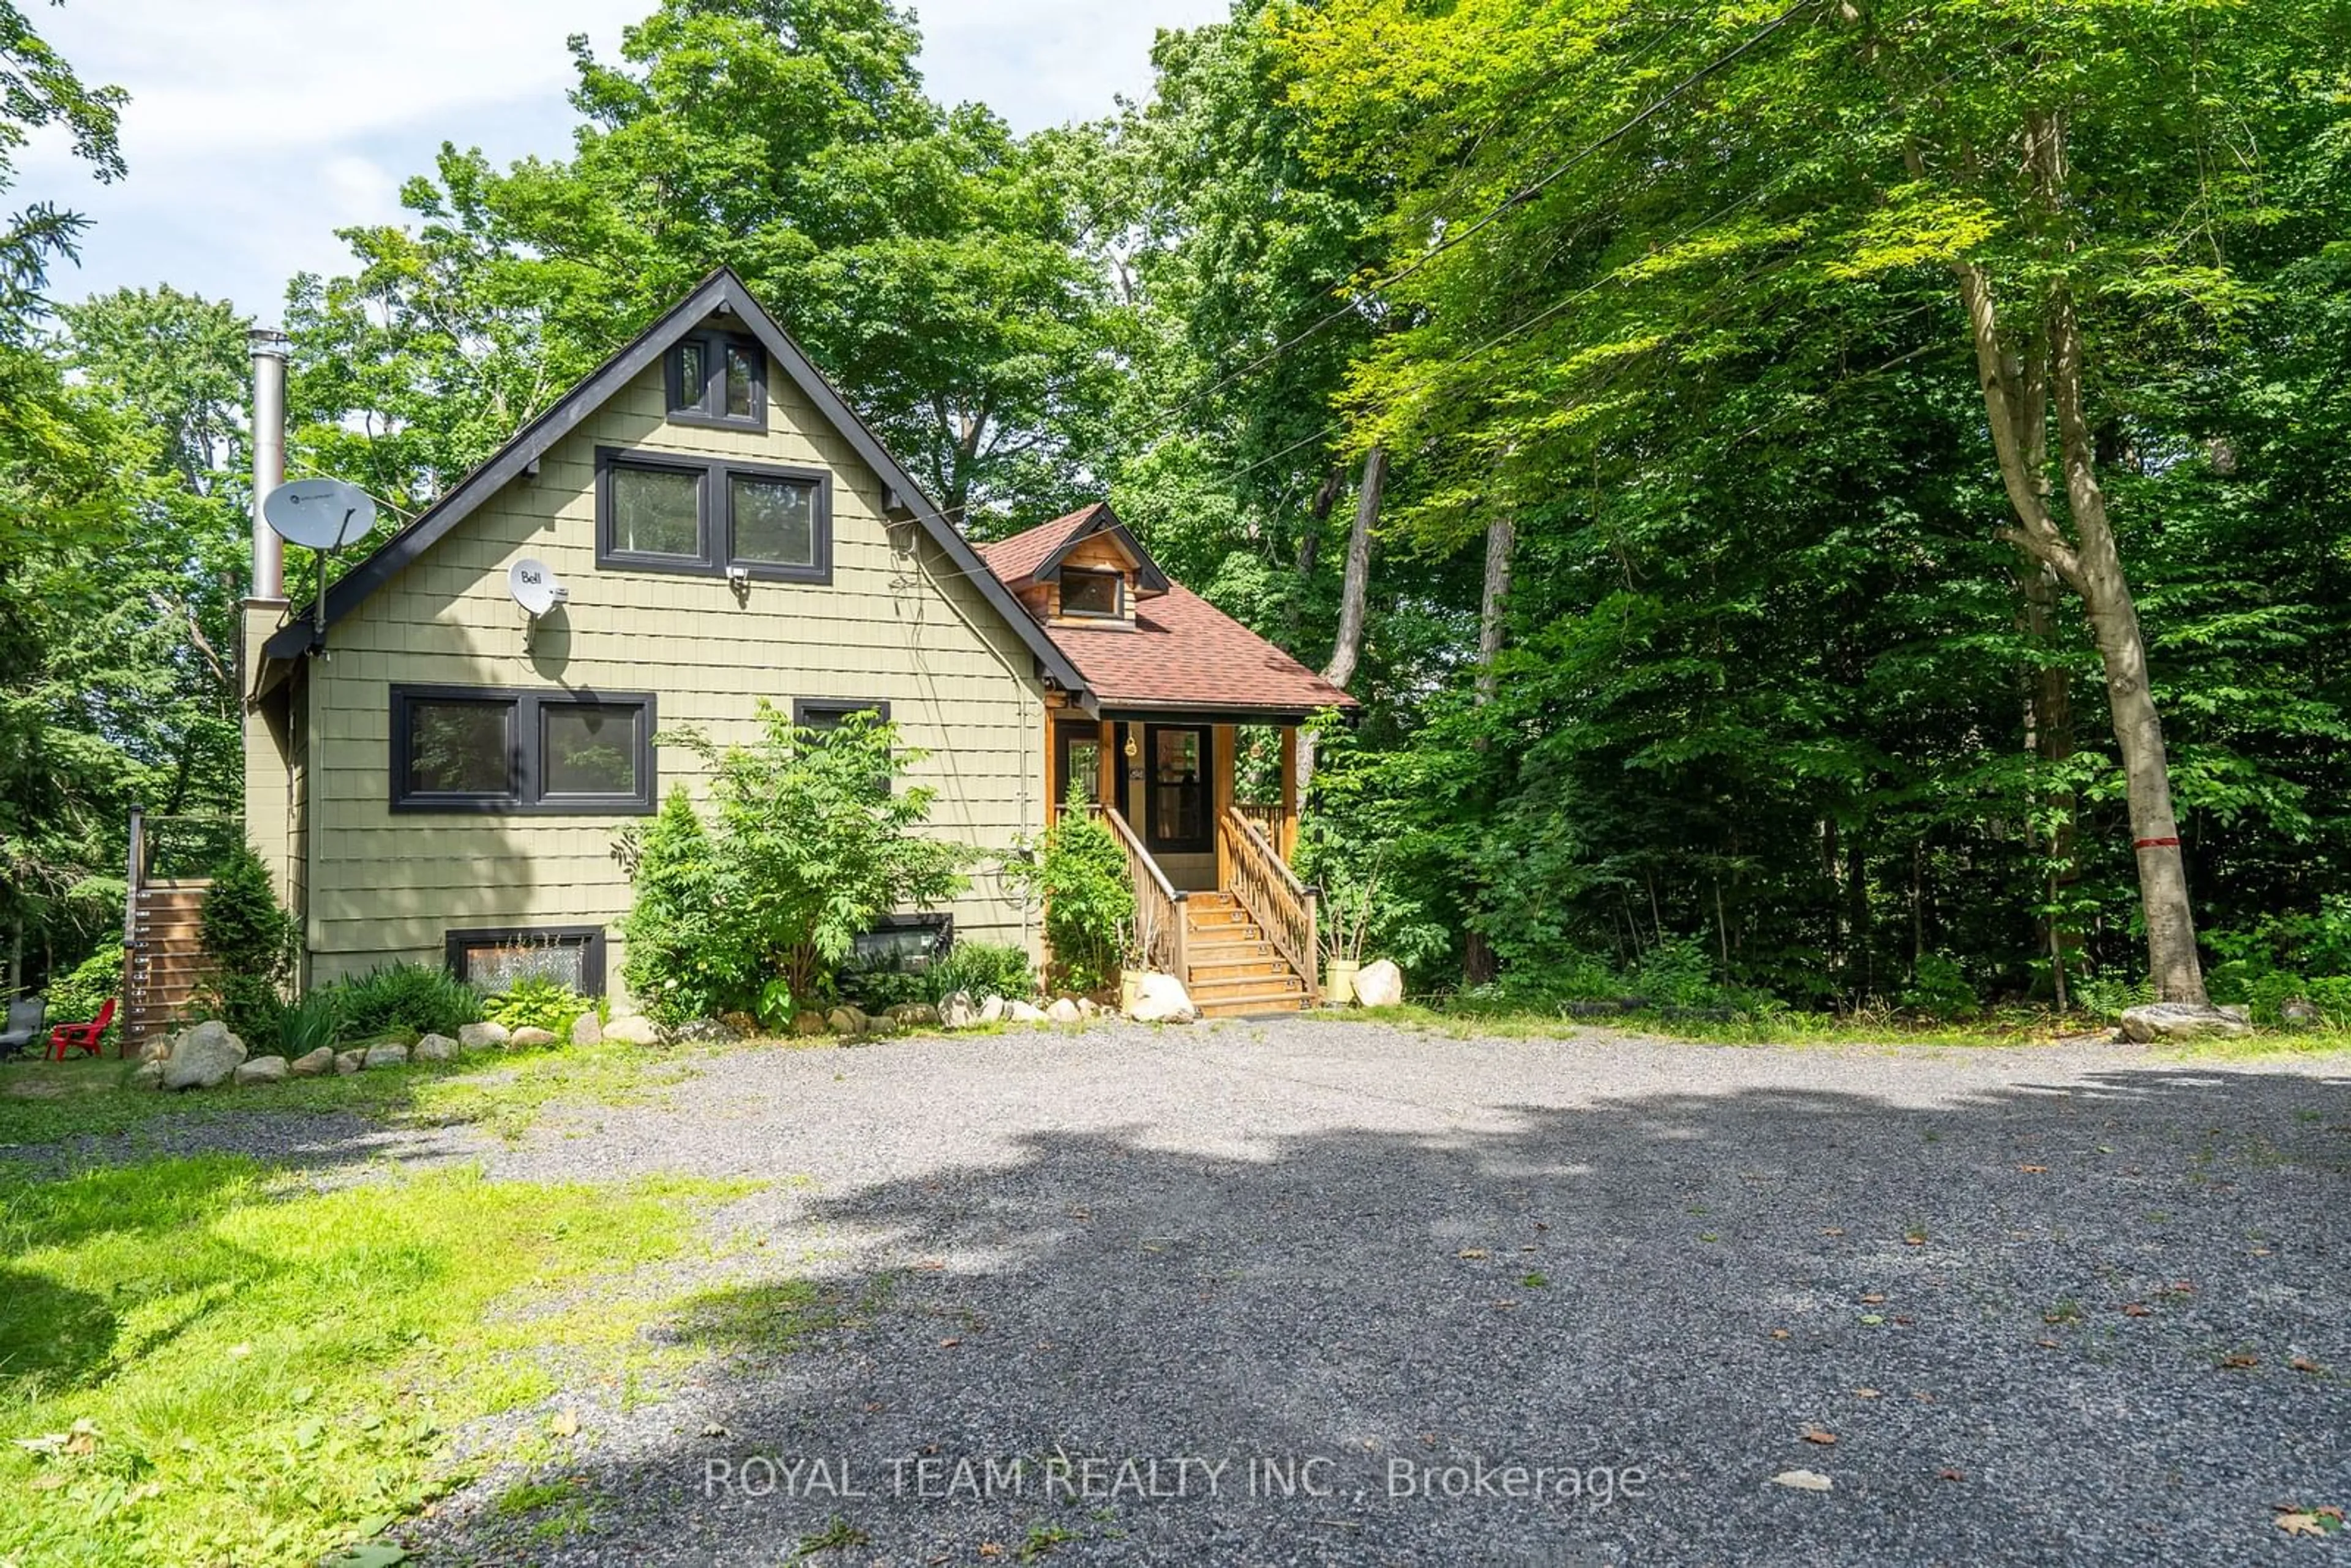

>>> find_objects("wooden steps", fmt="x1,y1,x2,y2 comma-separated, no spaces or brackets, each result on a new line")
1183,892,1310,1018
124,877,215,1050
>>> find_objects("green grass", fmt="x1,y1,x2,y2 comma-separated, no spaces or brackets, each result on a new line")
1341,1002,2351,1057
0,1038,769,1150
0,1154,753,1567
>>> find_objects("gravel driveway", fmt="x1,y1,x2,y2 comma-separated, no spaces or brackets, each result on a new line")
302,1023,2351,1562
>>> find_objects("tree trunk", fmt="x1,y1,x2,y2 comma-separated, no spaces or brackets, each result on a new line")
1950,109,2207,1005
1295,443,1385,806
1475,511,1515,707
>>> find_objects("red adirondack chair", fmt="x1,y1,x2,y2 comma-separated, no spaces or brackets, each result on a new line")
48,997,116,1060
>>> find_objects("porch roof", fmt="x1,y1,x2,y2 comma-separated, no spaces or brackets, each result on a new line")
980,515,1357,716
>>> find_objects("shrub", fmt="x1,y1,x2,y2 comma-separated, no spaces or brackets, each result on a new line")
839,939,1037,1012
619,788,740,1026
198,843,296,1045
324,962,484,1041
275,992,342,1059
1900,952,1981,1021
1022,811,1131,996
45,940,123,1037
481,974,589,1038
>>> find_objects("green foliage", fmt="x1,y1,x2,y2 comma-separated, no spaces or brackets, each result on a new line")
481,975,588,1040
620,788,739,1026
274,991,342,1060
1900,954,1982,1022
42,940,119,1035
1021,811,1131,996
321,962,483,1043
2072,970,2156,1024
623,707,967,1012
196,843,295,1046
839,938,1036,1013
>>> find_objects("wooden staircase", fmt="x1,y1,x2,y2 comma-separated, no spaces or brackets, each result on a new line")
1183,891,1311,1018
124,879,214,1051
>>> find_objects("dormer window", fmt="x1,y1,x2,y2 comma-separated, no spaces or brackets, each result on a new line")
1059,567,1123,619
667,332,765,431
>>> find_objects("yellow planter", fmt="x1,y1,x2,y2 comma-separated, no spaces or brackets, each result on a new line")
1324,959,1360,1006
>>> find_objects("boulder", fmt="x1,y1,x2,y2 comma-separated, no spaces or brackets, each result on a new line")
672,1018,742,1043
162,1021,247,1090
413,1033,458,1063
887,1002,940,1028
1005,1000,1048,1024
979,996,1008,1024
939,991,978,1030
138,1035,173,1064
459,1021,509,1051
2120,1002,2254,1044
507,1026,558,1048
719,1011,759,1037
130,1059,163,1089
792,1010,829,1037
570,1013,603,1047
826,1007,868,1036
334,1049,364,1076
233,1056,288,1086
1046,997,1084,1026
289,1046,336,1078
1125,972,1198,1024
603,1015,664,1046
1353,959,1406,1009
2283,998,2323,1027
1076,997,1103,1018
362,1042,409,1070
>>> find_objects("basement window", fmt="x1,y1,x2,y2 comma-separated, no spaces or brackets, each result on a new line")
392,685,656,814
446,925,609,996
666,332,766,431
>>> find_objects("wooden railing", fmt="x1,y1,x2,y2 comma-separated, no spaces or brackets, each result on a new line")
1103,806,1187,977
1218,807,1319,1003
1235,802,1285,856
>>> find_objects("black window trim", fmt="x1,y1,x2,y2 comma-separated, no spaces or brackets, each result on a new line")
1144,721,1215,855
391,683,658,815
1056,566,1125,620
595,446,833,584
791,696,892,729
664,330,768,433
444,925,610,996
851,911,953,970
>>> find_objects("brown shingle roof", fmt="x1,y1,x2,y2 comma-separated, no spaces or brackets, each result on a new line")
981,511,1357,714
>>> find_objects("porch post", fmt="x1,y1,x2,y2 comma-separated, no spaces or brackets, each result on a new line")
1277,725,1299,863
1213,724,1237,888
1096,718,1116,810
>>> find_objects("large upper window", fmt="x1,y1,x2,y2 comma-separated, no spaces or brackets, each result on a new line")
1057,568,1123,619
391,685,656,814
666,332,765,430
596,448,831,583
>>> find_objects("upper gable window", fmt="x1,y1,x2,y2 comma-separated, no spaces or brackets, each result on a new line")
596,448,832,584
1058,568,1123,619
667,332,765,431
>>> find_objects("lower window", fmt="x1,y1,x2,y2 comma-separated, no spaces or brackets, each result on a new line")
392,685,656,813
445,926,609,996
850,912,952,970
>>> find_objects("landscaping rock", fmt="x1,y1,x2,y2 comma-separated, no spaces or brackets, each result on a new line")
334,1049,364,1075
672,1018,742,1044
413,1033,458,1062
130,1059,163,1088
887,1002,940,1028
162,1020,246,1090
138,1035,173,1064
289,1046,336,1078
827,1007,869,1035
2283,998,2323,1026
979,996,1008,1024
1125,972,1198,1024
792,1011,829,1037
507,1026,558,1048
604,1015,664,1046
1354,959,1406,1008
719,1011,759,1037
232,1056,288,1086
2120,1002,2254,1044
939,991,978,1030
1076,997,1103,1018
459,1021,509,1051
1046,997,1084,1025
362,1042,409,1070
571,1013,602,1047
1005,1000,1048,1024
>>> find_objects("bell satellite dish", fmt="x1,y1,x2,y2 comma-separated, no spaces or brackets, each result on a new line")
508,558,563,617
261,478,375,552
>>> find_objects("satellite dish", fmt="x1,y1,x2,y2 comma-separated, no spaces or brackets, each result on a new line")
508,558,563,617
261,478,376,552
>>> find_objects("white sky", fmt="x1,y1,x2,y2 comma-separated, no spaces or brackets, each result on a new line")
20,0,1230,319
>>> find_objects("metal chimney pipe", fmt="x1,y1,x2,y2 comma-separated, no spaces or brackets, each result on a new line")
249,328,290,600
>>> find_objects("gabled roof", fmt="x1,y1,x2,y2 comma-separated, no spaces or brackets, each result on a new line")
980,519,1357,718
261,268,1089,699
982,503,1169,598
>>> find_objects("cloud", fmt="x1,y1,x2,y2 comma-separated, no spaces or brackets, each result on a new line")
20,0,1232,314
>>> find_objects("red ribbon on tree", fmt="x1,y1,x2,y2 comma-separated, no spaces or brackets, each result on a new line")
2134,837,2182,850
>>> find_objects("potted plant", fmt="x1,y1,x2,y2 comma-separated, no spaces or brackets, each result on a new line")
1321,874,1374,1005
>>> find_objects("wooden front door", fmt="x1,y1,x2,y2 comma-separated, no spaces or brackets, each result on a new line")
1144,723,1213,854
